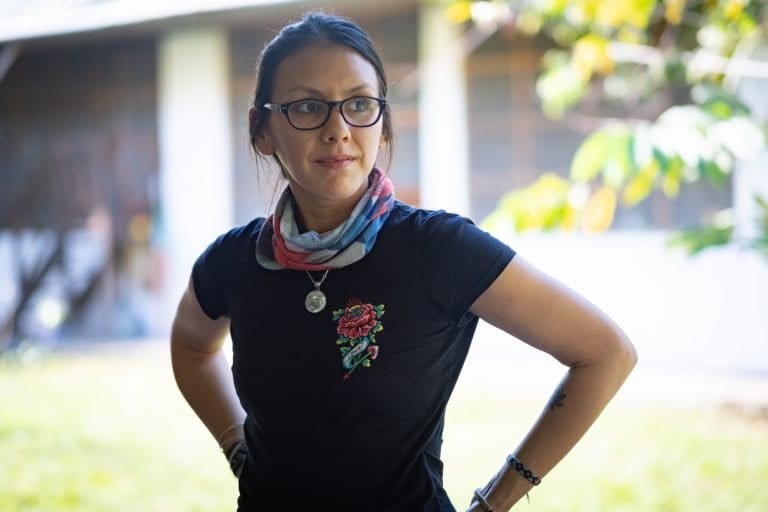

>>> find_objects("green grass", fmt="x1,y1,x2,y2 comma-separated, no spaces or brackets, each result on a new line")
0,344,237,512
1,342,766,511
442,387,768,511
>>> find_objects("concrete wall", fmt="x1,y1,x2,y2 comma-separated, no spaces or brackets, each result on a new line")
470,230,768,376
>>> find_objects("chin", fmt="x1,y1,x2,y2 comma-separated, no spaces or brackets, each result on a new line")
324,173,369,197
324,184,367,203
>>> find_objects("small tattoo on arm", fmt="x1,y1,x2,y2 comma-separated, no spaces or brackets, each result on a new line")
548,385,567,411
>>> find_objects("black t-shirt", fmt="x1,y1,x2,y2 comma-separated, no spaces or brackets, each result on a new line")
193,202,515,511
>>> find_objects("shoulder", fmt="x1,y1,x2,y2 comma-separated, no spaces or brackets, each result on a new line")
383,201,514,262
202,217,266,262
385,201,476,240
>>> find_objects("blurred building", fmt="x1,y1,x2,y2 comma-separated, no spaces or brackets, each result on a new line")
1,1,757,368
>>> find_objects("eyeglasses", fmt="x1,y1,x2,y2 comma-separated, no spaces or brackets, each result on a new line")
262,96,387,130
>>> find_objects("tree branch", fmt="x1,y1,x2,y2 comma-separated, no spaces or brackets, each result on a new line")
608,42,768,79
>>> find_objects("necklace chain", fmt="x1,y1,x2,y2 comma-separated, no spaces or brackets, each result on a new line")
305,270,329,289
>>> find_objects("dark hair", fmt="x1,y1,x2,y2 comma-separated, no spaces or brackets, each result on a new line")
249,11,394,172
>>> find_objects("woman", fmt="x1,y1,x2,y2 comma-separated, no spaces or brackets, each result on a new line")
170,11,637,512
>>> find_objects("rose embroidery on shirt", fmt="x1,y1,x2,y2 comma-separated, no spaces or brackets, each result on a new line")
332,298,384,381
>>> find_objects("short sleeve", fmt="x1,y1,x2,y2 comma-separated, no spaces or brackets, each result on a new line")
191,236,229,320
417,211,515,321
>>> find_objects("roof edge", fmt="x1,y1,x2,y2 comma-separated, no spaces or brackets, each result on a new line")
0,0,302,44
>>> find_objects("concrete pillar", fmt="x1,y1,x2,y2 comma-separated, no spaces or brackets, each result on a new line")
418,5,470,216
157,27,234,318
734,40,768,244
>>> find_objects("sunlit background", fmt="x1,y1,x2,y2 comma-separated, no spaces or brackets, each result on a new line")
1,0,767,511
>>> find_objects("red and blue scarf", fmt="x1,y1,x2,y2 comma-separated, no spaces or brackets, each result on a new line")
255,168,395,271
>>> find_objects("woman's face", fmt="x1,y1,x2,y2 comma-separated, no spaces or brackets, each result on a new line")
256,44,386,211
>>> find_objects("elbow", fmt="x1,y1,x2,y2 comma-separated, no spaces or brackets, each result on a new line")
574,326,637,379
624,340,638,376
611,328,638,379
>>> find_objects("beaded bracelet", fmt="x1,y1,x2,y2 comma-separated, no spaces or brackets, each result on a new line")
506,454,542,486
226,440,248,478
473,488,494,512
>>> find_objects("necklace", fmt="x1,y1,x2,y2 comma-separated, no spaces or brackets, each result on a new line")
304,270,329,313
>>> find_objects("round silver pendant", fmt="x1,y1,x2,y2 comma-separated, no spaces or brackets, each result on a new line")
305,289,327,314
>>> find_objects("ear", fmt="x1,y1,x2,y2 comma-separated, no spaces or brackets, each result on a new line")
249,107,275,156
378,130,387,149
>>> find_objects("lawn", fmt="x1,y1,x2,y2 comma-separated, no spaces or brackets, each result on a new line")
1,341,766,511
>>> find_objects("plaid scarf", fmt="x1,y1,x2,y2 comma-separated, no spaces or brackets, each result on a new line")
255,168,395,271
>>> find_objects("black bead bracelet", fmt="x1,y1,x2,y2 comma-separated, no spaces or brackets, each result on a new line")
506,454,542,486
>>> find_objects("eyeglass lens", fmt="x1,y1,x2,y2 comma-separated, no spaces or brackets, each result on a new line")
287,97,382,129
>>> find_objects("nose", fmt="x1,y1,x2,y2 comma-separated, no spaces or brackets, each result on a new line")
320,106,351,143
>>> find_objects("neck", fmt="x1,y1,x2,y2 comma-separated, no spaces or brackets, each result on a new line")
294,203,351,234
289,180,370,234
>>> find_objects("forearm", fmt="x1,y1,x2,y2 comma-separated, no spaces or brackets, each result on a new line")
171,341,246,450
482,342,636,510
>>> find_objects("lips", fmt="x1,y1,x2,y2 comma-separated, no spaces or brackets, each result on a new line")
314,154,356,164
314,154,357,169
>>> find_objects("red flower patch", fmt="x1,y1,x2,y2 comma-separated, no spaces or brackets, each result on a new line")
332,298,385,381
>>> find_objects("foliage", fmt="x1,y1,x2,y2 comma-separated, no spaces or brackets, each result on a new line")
755,194,768,256
453,0,768,258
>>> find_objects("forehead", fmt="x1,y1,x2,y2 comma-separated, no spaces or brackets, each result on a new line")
271,43,380,98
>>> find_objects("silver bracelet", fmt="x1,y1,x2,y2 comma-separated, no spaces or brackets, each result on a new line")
216,422,242,448
473,488,494,512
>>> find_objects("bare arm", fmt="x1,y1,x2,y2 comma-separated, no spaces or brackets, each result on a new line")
468,256,637,511
170,278,246,453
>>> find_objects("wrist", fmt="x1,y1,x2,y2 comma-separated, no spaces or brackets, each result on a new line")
225,439,248,477
506,454,542,486
217,421,245,453
479,455,541,511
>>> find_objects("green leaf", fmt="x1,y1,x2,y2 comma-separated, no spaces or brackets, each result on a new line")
700,96,750,119
668,225,734,255
756,195,768,214
622,158,660,206
661,156,684,197
494,173,575,232
571,126,634,187
571,130,612,182
602,130,633,189
698,159,728,187
755,195,768,235
536,64,588,118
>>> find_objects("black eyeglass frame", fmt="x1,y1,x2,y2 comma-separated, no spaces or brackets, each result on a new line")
262,96,388,131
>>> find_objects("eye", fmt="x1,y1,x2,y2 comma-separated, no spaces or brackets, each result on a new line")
291,100,324,114
348,97,374,112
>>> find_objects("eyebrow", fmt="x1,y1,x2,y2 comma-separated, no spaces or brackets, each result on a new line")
284,84,377,96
